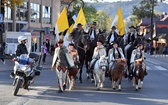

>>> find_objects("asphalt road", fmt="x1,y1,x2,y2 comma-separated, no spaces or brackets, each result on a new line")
0,54,168,105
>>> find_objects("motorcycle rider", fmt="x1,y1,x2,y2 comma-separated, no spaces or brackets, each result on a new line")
10,36,28,78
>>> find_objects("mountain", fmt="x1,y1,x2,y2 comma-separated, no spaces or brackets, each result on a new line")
86,0,168,19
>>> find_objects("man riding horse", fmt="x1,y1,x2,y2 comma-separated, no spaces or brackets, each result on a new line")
130,43,148,78
124,26,140,78
106,26,119,53
108,41,126,78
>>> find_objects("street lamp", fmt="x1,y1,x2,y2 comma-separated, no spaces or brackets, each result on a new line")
67,0,84,11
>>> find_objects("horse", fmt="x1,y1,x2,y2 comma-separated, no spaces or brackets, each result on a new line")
74,34,90,83
93,55,108,90
132,60,145,91
110,59,127,91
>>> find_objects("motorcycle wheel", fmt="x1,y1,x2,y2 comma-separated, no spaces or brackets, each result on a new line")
13,79,22,96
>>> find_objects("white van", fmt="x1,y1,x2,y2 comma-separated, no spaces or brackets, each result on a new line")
5,32,32,55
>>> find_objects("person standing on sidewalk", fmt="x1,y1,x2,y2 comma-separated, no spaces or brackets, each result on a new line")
41,42,47,65
0,44,5,64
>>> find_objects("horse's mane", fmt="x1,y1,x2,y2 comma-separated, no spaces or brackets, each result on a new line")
113,60,126,71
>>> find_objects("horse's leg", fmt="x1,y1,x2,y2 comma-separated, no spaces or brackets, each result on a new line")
100,73,105,88
79,61,84,83
118,75,122,91
112,77,116,90
97,73,101,90
135,77,139,91
132,77,135,87
85,59,90,79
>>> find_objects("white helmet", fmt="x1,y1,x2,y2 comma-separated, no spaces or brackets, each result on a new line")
18,36,27,44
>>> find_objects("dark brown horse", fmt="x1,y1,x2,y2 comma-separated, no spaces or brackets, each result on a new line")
111,59,127,91
132,60,145,91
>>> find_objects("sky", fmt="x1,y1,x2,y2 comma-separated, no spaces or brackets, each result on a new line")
83,0,132,2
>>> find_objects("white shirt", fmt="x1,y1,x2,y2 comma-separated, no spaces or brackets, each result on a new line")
109,32,115,43
90,29,95,39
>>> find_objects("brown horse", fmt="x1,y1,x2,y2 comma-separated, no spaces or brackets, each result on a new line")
111,59,127,91
132,60,145,91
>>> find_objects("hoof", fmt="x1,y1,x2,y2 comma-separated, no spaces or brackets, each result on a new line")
138,87,142,89
57,89,63,93
91,79,94,83
87,76,90,79
118,89,121,91
113,88,116,90
97,88,100,91
78,80,82,83
63,84,66,90
135,89,138,91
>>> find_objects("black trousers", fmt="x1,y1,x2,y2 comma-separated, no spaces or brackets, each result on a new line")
42,53,46,63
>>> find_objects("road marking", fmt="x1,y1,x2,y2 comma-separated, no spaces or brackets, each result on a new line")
146,59,158,65
146,66,152,70
8,86,51,105
154,66,167,71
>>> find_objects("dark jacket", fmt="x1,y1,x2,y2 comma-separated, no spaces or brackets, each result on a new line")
127,32,136,44
16,44,28,56
88,27,98,39
106,31,118,44
70,28,85,42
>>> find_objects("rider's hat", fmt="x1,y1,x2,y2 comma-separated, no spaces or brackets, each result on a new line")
92,22,97,25
129,26,136,29
111,26,116,29
57,39,64,44
77,23,83,26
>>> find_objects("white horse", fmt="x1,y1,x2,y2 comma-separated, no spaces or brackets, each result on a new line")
93,55,108,90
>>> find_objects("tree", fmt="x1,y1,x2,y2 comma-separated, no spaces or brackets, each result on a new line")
1,0,24,8
132,0,158,20
96,10,112,31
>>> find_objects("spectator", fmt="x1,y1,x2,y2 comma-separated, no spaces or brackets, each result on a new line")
41,42,47,64
0,44,5,64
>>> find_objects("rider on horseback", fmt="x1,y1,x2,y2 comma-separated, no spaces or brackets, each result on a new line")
124,26,138,58
70,23,86,45
106,26,119,53
108,41,125,77
130,43,148,76
67,43,80,69
89,39,106,70
88,22,99,41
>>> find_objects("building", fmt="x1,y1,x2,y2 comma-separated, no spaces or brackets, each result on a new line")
3,0,61,52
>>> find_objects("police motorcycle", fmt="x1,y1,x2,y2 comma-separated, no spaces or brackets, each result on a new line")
12,53,42,96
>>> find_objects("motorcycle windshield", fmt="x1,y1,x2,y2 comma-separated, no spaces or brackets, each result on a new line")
19,54,29,65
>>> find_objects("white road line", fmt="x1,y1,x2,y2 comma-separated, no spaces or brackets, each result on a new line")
146,59,158,65
8,86,51,105
154,66,167,71
146,66,151,70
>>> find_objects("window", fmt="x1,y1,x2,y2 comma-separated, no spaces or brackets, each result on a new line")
4,6,12,20
30,3,40,23
16,2,28,21
42,6,51,24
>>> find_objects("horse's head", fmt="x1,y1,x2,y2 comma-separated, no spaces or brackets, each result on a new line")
116,59,127,71
134,60,143,76
98,55,108,71
81,34,90,50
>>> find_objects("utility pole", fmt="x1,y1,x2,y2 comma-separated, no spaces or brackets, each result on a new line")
150,0,155,55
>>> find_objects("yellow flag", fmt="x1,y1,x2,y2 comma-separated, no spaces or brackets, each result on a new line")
67,24,74,34
75,7,86,26
55,7,69,34
116,7,125,36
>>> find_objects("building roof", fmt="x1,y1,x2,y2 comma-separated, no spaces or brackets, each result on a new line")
138,17,160,26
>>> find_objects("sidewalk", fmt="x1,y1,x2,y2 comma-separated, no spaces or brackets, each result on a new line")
0,54,53,71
